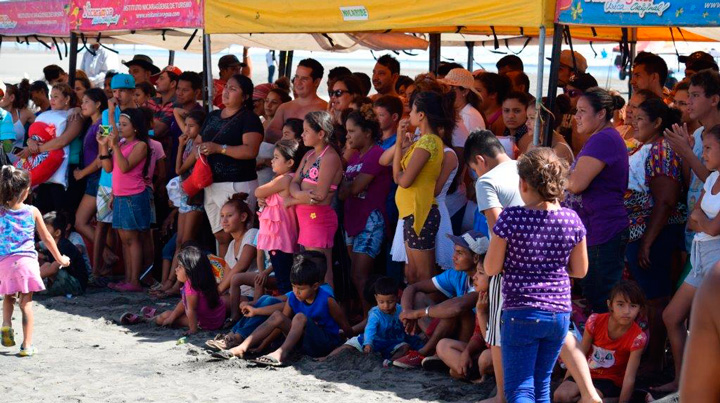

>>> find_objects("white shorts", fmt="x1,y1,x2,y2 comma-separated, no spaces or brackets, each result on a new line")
203,180,258,234
486,274,503,347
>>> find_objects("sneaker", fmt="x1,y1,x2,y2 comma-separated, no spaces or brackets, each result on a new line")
393,350,425,369
1,326,15,347
18,345,37,357
421,355,448,372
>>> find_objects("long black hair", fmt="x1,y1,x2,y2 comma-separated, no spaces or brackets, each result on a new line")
176,243,222,309
411,90,457,147
229,74,255,111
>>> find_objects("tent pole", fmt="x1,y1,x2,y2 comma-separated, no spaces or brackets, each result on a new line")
285,51,294,77
429,33,440,74
466,41,474,71
543,23,564,146
533,25,547,146
278,51,287,78
628,28,637,98
68,32,79,87
203,34,213,113
168,50,175,66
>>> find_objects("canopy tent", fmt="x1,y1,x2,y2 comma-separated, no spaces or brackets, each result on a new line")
106,30,429,53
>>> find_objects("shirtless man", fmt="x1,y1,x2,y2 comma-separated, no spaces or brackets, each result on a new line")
370,54,400,101
264,58,327,143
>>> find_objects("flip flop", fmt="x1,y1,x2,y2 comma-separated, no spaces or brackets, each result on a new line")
1,326,15,347
119,312,143,325
252,355,284,367
211,350,236,360
140,306,158,319
205,334,226,351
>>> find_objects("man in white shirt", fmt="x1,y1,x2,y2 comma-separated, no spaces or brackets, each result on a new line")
80,43,112,87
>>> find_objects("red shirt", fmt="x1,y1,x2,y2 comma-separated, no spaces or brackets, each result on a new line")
213,79,226,109
585,313,647,387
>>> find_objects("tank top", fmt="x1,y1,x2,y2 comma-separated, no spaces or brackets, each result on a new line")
111,139,147,196
287,286,340,336
11,110,25,149
0,204,37,258
257,175,298,254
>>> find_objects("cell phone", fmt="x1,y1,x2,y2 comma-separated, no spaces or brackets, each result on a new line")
100,125,111,136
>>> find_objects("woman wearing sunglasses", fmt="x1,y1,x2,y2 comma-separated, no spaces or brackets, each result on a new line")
329,75,363,125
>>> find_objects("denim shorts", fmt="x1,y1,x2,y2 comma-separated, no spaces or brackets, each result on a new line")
112,188,152,231
84,172,100,196
345,210,385,258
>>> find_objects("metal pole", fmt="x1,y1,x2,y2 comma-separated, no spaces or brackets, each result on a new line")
68,32,79,87
285,51,294,77
429,33,440,74
533,26,547,147
628,28,637,98
543,23,564,146
466,41,474,71
203,34,213,113
278,51,287,78
168,50,175,66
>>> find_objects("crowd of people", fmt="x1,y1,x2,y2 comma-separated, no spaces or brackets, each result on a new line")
1,46,720,402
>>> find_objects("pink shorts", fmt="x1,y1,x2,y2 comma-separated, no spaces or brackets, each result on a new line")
296,204,338,249
0,255,45,295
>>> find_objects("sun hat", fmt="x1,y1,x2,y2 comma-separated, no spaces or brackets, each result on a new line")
439,68,481,96
122,54,161,75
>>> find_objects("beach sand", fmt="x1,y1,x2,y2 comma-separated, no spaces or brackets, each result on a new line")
0,290,493,402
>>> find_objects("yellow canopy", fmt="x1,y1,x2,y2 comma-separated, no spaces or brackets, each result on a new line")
205,0,555,34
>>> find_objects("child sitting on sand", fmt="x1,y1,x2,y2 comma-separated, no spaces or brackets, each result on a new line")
434,261,493,382
327,276,423,360
38,212,88,297
217,251,352,365
153,244,229,334
554,281,647,403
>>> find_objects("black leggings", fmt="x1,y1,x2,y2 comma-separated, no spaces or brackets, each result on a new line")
269,250,294,294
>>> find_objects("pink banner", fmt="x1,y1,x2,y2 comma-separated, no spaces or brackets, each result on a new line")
0,0,70,36
71,0,203,32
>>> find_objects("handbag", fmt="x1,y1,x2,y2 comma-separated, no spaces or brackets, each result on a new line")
181,111,240,198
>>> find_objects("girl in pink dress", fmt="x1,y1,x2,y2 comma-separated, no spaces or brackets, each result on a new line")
0,166,69,356
254,139,302,294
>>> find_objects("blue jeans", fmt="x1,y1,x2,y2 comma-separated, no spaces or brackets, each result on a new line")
231,295,282,338
501,309,570,403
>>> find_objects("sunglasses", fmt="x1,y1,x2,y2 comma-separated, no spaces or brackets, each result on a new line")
565,89,583,98
329,89,351,98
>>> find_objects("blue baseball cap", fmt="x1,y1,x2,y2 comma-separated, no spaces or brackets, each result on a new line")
110,74,136,90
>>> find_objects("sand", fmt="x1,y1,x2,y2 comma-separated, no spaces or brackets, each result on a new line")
0,289,494,402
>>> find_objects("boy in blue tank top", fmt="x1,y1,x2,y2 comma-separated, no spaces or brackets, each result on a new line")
227,251,352,365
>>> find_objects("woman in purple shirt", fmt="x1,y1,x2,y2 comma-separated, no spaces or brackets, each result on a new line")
485,148,588,403
72,88,108,247
565,87,630,314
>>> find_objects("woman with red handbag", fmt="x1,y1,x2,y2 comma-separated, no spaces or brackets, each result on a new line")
199,74,264,258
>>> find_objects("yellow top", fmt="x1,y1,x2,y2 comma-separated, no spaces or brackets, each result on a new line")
395,134,444,235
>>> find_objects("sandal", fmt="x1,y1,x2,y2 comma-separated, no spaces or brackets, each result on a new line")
119,312,143,325
205,334,225,351
1,326,15,347
211,350,236,360
140,306,158,319
252,355,284,367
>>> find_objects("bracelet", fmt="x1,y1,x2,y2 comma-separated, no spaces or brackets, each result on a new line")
99,155,111,160
425,306,430,317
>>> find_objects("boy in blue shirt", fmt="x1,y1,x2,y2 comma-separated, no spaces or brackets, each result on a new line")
394,231,489,369
224,252,352,365
327,276,423,361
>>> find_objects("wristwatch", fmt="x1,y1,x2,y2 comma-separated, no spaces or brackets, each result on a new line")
99,155,111,160
221,144,227,155
425,306,430,317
